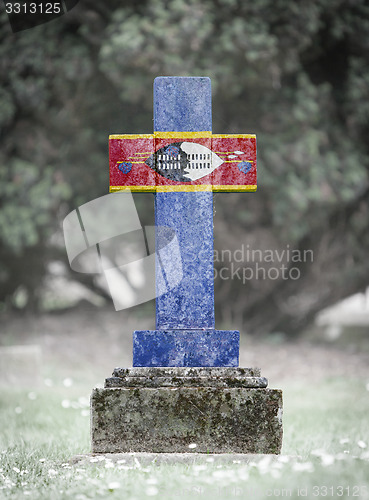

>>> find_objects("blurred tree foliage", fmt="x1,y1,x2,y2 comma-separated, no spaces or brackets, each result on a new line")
0,0,368,333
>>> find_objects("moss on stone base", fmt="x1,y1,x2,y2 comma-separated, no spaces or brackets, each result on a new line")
91,386,283,454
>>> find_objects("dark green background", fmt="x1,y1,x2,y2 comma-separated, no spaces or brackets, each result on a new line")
1,0,368,335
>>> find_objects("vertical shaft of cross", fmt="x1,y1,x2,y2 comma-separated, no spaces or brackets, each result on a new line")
154,77,215,330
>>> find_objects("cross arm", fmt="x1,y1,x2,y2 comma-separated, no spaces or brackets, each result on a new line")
109,133,257,193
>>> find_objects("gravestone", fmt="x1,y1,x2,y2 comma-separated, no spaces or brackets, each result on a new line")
91,77,283,454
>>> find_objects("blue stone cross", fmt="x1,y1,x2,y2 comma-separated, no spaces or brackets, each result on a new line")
133,77,240,367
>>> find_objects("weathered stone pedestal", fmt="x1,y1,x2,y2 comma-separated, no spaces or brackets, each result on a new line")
91,367,283,454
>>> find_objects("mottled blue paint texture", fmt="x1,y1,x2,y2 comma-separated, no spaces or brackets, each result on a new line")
133,330,239,367
155,192,215,329
154,77,212,132
133,76,240,367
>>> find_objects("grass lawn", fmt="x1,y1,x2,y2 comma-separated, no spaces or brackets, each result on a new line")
1,376,368,499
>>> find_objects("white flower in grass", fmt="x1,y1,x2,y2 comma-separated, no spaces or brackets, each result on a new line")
24,491,31,496
61,400,70,409
78,396,89,406
13,467,20,474
108,482,121,491
272,461,283,470
146,477,158,485
117,465,131,470
321,454,335,467
256,455,272,474
271,468,281,479
81,410,89,417
63,378,73,387
116,459,126,464
48,469,58,477
206,457,214,463
104,462,114,469
238,467,249,481
335,453,349,460
27,392,37,400
39,459,46,463
193,464,207,472
146,486,159,496
188,443,197,449
311,449,325,457
292,462,314,472
339,438,349,444
358,440,367,449
212,469,231,479
4,477,15,487
15,407,22,414
89,458,99,463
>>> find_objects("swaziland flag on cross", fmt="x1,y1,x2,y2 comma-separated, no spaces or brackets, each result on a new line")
109,132,257,192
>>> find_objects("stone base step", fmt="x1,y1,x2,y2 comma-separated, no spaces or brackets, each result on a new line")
91,368,283,454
